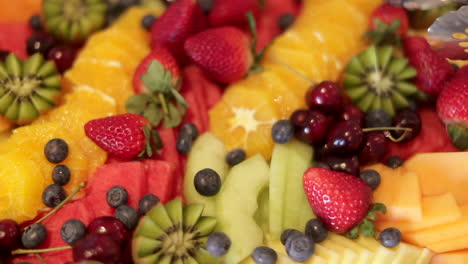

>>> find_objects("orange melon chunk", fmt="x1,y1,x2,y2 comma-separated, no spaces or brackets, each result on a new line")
368,164,423,222
404,204,468,249
404,152,468,205
427,233,468,253
430,250,468,264
376,193,462,233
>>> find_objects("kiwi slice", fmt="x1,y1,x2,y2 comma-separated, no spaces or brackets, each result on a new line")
0,53,61,124
132,198,220,264
42,0,107,43
343,45,418,116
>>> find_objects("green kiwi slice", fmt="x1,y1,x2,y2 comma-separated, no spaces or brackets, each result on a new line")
0,53,61,124
42,0,107,43
343,45,418,116
132,198,220,264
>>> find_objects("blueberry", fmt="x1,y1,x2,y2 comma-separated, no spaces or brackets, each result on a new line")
197,0,214,12
141,14,156,30
365,109,392,128
176,133,193,154
138,193,160,215
115,205,138,230
312,162,330,169
280,229,302,245
52,164,71,186
61,219,86,245
252,246,278,264
378,227,402,248
206,232,231,257
21,223,47,249
386,156,403,169
278,13,296,31
44,138,68,163
271,120,294,144
359,169,381,190
180,123,199,140
194,168,221,196
285,234,314,262
29,14,43,31
106,186,128,208
42,184,66,208
225,148,246,166
304,219,327,243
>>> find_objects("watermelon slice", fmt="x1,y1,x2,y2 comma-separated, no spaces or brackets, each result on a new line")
84,161,146,217
144,159,177,203
386,108,459,160
0,23,31,59
185,65,223,115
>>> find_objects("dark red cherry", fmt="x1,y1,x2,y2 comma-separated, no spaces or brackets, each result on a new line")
305,81,343,114
327,120,363,153
290,109,310,128
295,110,331,144
341,104,364,127
325,155,360,176
73,233,121,263
87,216,129,246
391,110,421,143
0,219,20,252
47,46,76,73
26,32,56,56
358,132,388,165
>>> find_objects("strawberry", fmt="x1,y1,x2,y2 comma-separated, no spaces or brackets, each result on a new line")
150,0,207,63
184,26,255,83
403,36,454,96
303,168,374,233
133,45,181,94
437,76,468,150
369,3,409,35
209,0,261,27
85,114,162,160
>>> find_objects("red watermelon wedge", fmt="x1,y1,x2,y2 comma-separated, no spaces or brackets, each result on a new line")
0,23,31,59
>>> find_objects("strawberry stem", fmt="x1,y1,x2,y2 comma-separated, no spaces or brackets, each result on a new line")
22,182,86,231
12,246,72,255
158,93,169,114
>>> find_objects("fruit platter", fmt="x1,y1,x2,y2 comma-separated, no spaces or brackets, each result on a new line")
0,0,467,263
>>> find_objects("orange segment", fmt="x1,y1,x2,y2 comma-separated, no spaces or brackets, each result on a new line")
209,86,278,159
261,61,311,100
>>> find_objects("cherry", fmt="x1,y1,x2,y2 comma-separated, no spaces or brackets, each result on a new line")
87,216,129,246
305,81,343,114
26,32,56,56
0,219,20,253
327,120,363,153
325,155,360,176
290,109,310,128
294,110,331,144
341,104,364,127
47,46,76,73
73,233,121,263
391,110,421,143
358,132,388,165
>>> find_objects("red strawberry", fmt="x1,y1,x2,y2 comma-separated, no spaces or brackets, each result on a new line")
133,45,181,94
437,77,468,150
403,36,454,96
184,26,254,83
150,0,207,63
303,168,372,233
85,113,159,160
369,3,409,35
454,65,468,81
209,0,261,27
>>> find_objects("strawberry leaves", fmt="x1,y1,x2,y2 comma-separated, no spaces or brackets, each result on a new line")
126,60,188,128
364,19,402,46
346,203,387,239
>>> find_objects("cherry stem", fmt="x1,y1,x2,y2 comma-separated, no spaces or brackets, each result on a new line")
22,182,86,231
12,246,71,255
269,56,316,86
362,127,412,132
35,253,48,264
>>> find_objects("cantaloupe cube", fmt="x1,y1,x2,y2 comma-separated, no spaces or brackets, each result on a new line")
376,193,462,232
426,232,468,253
404,152,468,205
404,204,468,248
368,164,423,222
430,250,468,264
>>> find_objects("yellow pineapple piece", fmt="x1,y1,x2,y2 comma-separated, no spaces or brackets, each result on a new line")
355,236,395,264
416,248,434,264
0,151,45,223
209,86,278,159
321,239,358,263
314,244,341,264
328,233,374,264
